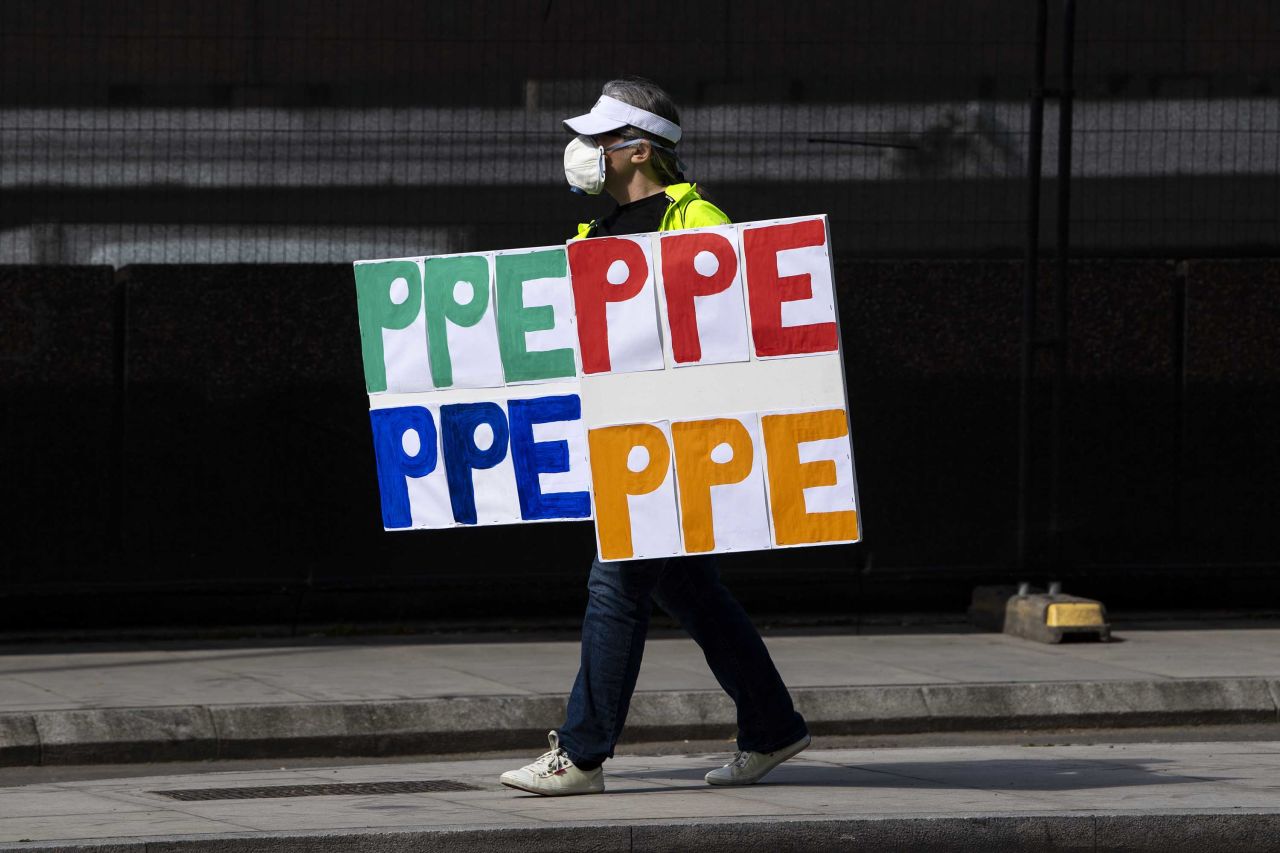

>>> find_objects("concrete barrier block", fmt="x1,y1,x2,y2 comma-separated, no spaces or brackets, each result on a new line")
1003,592,1110,643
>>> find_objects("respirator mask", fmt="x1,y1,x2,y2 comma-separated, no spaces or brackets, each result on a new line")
563,135,645,195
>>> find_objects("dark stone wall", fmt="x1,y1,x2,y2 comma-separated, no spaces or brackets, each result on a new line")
0,267,120,586
1182,261,1280,562
1058,260,1181,564
4,1,1271,106
119,264,369,582
838,259,1022,568
1,259,1277,631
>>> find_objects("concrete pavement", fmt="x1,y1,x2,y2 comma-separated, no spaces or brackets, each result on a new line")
3,627,1280,766
2,740,1279,851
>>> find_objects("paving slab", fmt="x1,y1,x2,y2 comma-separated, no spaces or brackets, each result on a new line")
1,741,1278,852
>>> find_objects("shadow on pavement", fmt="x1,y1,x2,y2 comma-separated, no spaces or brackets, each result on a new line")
616,757,1224,791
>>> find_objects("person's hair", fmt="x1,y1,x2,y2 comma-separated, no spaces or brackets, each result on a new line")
602,77,686,186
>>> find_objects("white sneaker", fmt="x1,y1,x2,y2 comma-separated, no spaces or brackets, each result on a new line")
704,734,811,786
499,730,604,796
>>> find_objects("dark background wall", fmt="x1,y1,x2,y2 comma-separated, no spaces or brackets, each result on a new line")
3,258,1277,632
2,0,1277,261
2,1,1278,631
5,1,1273,103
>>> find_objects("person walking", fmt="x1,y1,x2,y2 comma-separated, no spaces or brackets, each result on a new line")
499,78,811,797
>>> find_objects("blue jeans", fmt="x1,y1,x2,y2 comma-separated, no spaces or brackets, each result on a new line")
558,554,808,769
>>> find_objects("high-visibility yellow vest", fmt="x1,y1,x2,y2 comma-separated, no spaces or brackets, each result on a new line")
573,182,731,239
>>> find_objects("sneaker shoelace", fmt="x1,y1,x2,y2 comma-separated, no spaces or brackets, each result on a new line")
531,747,575,777
729,750,752,769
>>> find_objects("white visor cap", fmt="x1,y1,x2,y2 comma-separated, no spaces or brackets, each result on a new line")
562,95,682,145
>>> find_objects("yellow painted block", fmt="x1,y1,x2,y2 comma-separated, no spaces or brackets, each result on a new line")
1045,602,1105,628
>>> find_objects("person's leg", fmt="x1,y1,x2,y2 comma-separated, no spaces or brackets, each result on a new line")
557,555,665,769
652,555,808,754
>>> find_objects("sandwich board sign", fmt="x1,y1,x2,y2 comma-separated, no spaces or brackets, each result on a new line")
353,215,861,561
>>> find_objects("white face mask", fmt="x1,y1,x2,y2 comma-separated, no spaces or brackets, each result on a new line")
563,135,644,195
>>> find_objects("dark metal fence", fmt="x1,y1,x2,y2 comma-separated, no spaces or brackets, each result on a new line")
3,1,1280,631
3,0,1275,265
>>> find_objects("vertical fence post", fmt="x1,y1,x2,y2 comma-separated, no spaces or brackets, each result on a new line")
1047,0,1076,560
1018,0,1049,571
